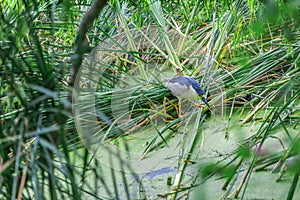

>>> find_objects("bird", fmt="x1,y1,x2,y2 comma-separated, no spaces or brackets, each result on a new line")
165,76,209,117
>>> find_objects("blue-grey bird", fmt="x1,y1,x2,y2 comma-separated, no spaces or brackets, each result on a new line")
166,76,209,109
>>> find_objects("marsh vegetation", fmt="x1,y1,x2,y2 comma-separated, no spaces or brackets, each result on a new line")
1,0,300,199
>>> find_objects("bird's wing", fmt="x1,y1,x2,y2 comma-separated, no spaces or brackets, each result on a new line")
186,77,205,95
186,77,210,107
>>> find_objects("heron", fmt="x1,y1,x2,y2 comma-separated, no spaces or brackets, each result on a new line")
165,76,209,117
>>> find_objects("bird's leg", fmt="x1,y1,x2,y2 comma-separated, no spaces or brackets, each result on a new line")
178,98,182,118
194,102,204,107
163,97,178,121
191,100,212,112
163,97,167,116
190,100,204,108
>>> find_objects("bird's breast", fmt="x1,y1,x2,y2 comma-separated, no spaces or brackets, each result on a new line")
166,82,198,100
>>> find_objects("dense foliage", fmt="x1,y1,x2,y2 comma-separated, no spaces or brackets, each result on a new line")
0,0,299,199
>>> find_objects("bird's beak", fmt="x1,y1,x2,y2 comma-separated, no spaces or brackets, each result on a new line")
164,78,170,86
